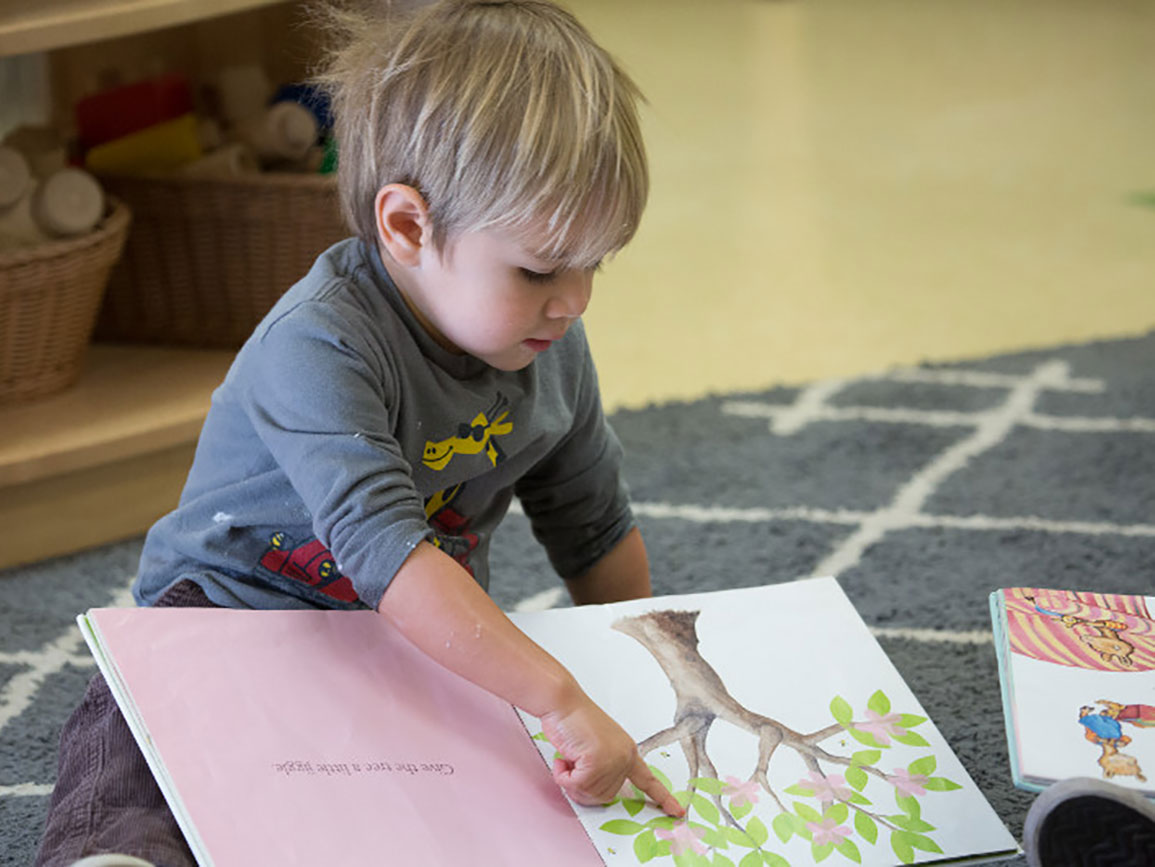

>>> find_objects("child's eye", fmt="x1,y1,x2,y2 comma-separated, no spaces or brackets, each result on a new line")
519,267,558,284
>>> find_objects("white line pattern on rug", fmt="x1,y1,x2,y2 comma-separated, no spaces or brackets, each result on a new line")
869,626,993,645
0,583,133,733
794,361,1073,577
628,502,1155,538
0,783,53,798
869,367,1104,392
723,402,1155,435
506,361,1153,621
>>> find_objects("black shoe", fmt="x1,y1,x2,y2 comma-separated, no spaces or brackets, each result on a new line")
1024,777,1155,866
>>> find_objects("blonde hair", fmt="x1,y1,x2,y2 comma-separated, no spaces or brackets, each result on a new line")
313,0,648,267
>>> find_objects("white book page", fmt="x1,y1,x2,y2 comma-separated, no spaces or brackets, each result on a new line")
511,578,1017,866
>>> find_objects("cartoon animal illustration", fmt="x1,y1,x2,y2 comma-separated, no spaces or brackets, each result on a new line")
1075,619,1137,666
1077,701,1152,782
1097,740,1146,782
1010,591,1149,670
422,394,512,470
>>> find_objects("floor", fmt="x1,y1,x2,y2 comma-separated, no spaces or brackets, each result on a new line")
567,0,1155,411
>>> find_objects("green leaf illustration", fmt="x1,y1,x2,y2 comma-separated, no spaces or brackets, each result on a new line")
824,803,849,825
890,830,915,864
892,731,930,748
867,690,891,716
811,842,834,863
784,784,814,797
923,777,962,792
746,816,770,847
647,816,677,831
733,800,753,820
622,796,646,817
788,812,810,837
675,790,693,809
851,749,881,767
830,695,854,725
634,829,658,863
793,801,821,823
712,854,736,867
836,838,862,863
692,793,721,826
531,731,549,741
601,819,645,835
725,825,756,847
896,830,943,854
701,827,730,849
848,792,872,806
847,728,883,748
892,815,936,833
907,756,937,777
854,810,878,844
898,714,928,728
690,777,727,795
739,852,763,867
895,794,920,818
763,853,790,867
772,812,794,843
845,766,868,792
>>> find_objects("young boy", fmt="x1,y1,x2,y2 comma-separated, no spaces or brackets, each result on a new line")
36,1,682,864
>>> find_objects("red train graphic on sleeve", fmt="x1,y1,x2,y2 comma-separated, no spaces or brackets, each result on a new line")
258,532,358,603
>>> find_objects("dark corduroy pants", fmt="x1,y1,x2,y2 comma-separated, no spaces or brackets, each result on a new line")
35,581,216,867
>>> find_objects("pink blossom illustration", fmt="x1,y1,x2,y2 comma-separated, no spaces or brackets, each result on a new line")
806,818,853,846
888,767,929,797
797,770,852,806
854,709,907,745
655,821,708,856
722,775,761,808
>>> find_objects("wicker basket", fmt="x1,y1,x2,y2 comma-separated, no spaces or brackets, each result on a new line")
94,172,349,347
0,199,132,404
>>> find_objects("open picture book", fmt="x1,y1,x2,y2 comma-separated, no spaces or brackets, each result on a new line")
991,586,1155,796
80,576,1016,866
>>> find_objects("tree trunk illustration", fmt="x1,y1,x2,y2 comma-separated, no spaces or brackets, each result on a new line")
613,608,899,831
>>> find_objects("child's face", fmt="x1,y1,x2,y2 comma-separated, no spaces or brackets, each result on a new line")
395,228,596,371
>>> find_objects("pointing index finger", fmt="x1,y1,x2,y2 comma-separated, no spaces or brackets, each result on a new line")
628,754,685,817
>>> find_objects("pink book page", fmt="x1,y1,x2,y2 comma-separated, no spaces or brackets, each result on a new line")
89,608,601,867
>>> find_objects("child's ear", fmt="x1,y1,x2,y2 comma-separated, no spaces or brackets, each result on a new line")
375,184,430,266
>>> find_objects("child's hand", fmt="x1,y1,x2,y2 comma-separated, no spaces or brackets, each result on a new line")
540,696,684,817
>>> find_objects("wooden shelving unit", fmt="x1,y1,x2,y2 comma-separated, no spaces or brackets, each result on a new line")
0,347,236,569
0,1,290,569
0,0,287,56
0,0,316,570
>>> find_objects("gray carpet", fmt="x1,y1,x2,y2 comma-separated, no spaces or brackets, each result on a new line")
4,331,1155,866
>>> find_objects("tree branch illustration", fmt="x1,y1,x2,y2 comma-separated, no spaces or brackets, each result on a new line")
613,609,903,833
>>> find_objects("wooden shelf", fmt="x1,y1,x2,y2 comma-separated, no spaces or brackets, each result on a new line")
0,0,288,57
0,345,234,569
0,344,232,485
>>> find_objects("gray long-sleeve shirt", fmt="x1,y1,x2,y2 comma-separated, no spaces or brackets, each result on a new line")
134,239,633,611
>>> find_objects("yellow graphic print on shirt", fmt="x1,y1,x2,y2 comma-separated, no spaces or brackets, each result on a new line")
421,394,512,470
420,395,513,577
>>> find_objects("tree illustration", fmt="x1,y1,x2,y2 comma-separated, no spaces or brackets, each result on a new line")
589,609,963,866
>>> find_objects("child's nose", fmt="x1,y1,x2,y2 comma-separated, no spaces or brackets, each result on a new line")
546,270,592,319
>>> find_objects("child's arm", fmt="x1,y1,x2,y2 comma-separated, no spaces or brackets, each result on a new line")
564,526,651,606
377,540,683,816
